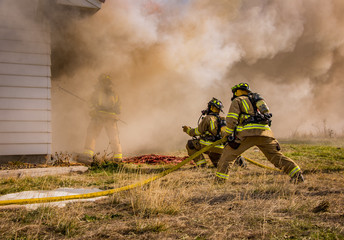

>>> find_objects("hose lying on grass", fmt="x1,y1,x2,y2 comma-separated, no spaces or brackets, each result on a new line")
0,139,281,206
242,157,282,172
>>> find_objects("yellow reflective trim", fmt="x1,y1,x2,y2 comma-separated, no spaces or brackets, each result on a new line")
186,128,191,135
225,127,234,134
98,110,117,115
242,99,249,113
113,154,122,159
289,166,300,177
84,150,94,156
196,159,207,165
195,128,201,135
200,139,224,149
227,112,239,119
237,124,270,131
210,120,215,131
199,139,210,145
240,114,250,120
216,172,229,179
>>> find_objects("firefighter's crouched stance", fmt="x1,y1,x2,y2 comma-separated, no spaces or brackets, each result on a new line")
215,83,304,183
80,74,122,164
182,98,227,168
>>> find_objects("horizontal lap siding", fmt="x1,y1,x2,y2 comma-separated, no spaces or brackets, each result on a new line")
0,27,50,43
0,122,51,133
0,75,50,88
0,133,51,144
0,52,51,66
0,87,50,99
0,110,51,121
0,16,52,155
0,63,51,77
0,39,50,54
0,98,51,110
0,144,51,155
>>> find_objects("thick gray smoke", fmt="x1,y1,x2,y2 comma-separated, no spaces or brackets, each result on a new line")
52,0,344,155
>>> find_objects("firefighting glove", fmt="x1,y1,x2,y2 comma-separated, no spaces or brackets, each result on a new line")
221,134,232,143
221,135,229,143
182,126,191,133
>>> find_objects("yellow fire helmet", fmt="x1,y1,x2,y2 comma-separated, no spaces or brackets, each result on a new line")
231,82,251,93
208,97,224,112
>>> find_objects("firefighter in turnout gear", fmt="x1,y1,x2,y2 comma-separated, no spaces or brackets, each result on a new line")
215,83,304,183
182,98,227,168
81,74,122,164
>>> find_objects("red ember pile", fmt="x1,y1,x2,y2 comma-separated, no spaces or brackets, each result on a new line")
123,154,188,165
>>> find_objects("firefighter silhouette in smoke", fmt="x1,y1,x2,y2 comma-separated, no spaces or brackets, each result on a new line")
215,83,304,183
182,98,246,168
79,74,122,164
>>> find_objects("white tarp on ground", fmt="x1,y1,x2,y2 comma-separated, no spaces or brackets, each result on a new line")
0,188,108,209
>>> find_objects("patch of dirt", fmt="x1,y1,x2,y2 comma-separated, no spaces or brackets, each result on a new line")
122,154,187,165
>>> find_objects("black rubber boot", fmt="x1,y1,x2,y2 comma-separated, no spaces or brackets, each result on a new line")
234,156,247,168
290,172,305,184
76,154,93,166
214,176,227,185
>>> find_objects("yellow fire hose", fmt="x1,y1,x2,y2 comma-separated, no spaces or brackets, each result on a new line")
241,157,282,172
0,139,281,206
0,139,224,206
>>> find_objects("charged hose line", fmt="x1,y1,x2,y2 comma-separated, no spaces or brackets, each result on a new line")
0,139,281,206
242,156,282,172
0,139,225,206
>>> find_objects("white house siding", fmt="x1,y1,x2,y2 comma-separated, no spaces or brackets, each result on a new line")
0,2,52,155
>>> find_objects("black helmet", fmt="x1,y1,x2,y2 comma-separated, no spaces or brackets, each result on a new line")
208,97,224,111
231,82,251,93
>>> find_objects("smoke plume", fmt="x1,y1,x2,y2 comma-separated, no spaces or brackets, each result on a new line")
51,0,344,155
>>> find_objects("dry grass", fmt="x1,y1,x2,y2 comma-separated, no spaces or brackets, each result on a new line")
0,143,344,239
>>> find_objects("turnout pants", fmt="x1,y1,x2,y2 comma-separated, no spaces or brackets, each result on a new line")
216,136,301,180
186,139,223,167
84,117,122,160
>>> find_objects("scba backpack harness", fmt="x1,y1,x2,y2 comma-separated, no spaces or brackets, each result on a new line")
242,92,272,126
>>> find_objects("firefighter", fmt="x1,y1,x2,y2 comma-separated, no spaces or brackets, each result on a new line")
215,83,304,183
79,74,122,164
182,98,227,168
